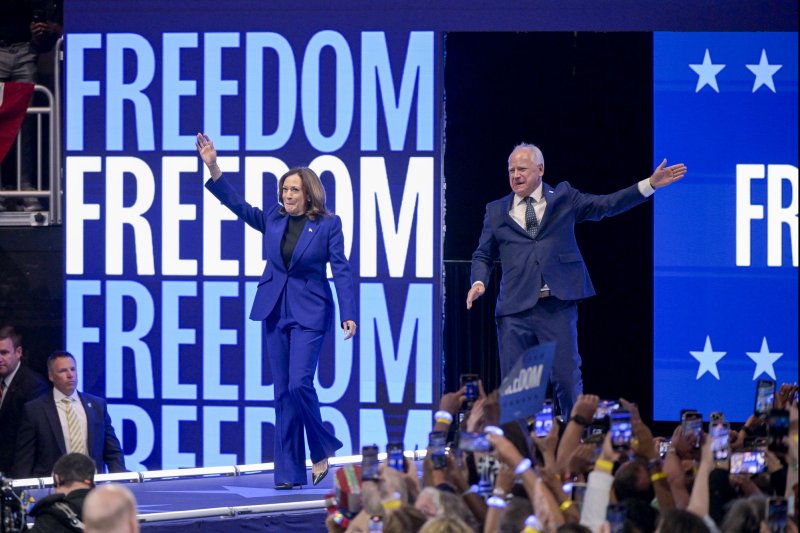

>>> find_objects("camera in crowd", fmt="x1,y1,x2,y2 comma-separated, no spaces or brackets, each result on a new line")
1,474,27,533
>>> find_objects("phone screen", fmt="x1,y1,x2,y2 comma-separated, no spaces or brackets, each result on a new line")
710,421,730,461
730,450,766,474
457,431,493,452
768,409,790,443
534,401,553,437
767,497,788,533
658,440,671,458
755,379,776,415
362,444,380,481
429,431,447,469
606,503,626,533
681,411,702,448
387,442,405,472
610,410,632,451
595,400,620,420
460,374,479,401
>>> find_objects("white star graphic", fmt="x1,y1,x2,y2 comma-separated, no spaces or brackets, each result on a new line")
689,336,726,380
746,49,782,93
746,337,783,380
689,49,726,93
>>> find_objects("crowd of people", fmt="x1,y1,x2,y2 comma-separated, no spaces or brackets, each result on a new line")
324,382,798,533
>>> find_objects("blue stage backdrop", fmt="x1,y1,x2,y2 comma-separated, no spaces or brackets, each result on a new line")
63,5,441,470
653,32,798,422
62,1,797,470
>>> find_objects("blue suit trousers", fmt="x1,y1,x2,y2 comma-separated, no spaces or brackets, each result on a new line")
496,297,582,417
265,290,343,484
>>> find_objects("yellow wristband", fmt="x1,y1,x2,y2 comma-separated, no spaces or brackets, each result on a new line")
559,500,573,511
595,459,614,473
650,472,667,482
435,418,452,426
382,498,401,510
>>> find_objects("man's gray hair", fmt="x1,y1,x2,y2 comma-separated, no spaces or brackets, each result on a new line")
509,143,544,166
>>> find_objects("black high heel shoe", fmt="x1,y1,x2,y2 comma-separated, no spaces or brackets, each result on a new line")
311,459,329,486
275,482,302,490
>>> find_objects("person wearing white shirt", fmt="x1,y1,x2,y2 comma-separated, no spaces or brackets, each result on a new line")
12,351,126,478
467,143,687,416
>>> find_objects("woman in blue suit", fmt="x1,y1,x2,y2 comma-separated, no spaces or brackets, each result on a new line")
196,133,357,489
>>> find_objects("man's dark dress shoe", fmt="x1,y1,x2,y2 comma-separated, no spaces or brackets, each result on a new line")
275,482,302,490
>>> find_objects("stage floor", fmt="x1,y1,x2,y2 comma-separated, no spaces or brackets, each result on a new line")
25,468,335,531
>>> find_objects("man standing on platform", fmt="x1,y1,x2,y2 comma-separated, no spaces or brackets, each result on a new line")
12,350,126,478
467,143,686,416
0,325,48,475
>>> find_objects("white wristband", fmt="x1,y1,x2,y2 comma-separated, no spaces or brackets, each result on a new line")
514,458,532,475
434,411,453,424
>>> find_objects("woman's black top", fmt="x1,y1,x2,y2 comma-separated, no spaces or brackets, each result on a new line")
281,214,307,267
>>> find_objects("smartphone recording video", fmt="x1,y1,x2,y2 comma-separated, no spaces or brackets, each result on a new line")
606,503,626,533
595,400,620,420
429,431,447,469
710,421,730,462
730,450,766,475
457,431,493,452
387,442,405,472
460,373,479,402
534,400,553,437
767,497,788,533
681,410,702,448
610,409,632,451
362,444,380,481
768,409,789,452
754,379,776,416
658,440,671,458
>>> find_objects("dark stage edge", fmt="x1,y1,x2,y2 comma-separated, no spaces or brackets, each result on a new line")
25,469,336,532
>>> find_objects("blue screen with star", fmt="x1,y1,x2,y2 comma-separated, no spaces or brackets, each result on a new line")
653,33,798,422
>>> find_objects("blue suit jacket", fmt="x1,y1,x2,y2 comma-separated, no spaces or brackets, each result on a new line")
471,180,648,317
206,176,356,331
12,391,126,478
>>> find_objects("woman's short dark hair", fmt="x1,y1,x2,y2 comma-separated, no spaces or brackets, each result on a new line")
278,167,330,220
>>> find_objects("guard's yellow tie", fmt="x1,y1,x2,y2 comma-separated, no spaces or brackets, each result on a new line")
62,398,87,454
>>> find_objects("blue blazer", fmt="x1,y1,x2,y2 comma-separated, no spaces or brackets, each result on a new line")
471,181,648,317
206,176,356,331
12,391,126,478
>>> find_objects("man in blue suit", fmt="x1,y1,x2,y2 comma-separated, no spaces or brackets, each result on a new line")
467,143,686,416
197,133,357,489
